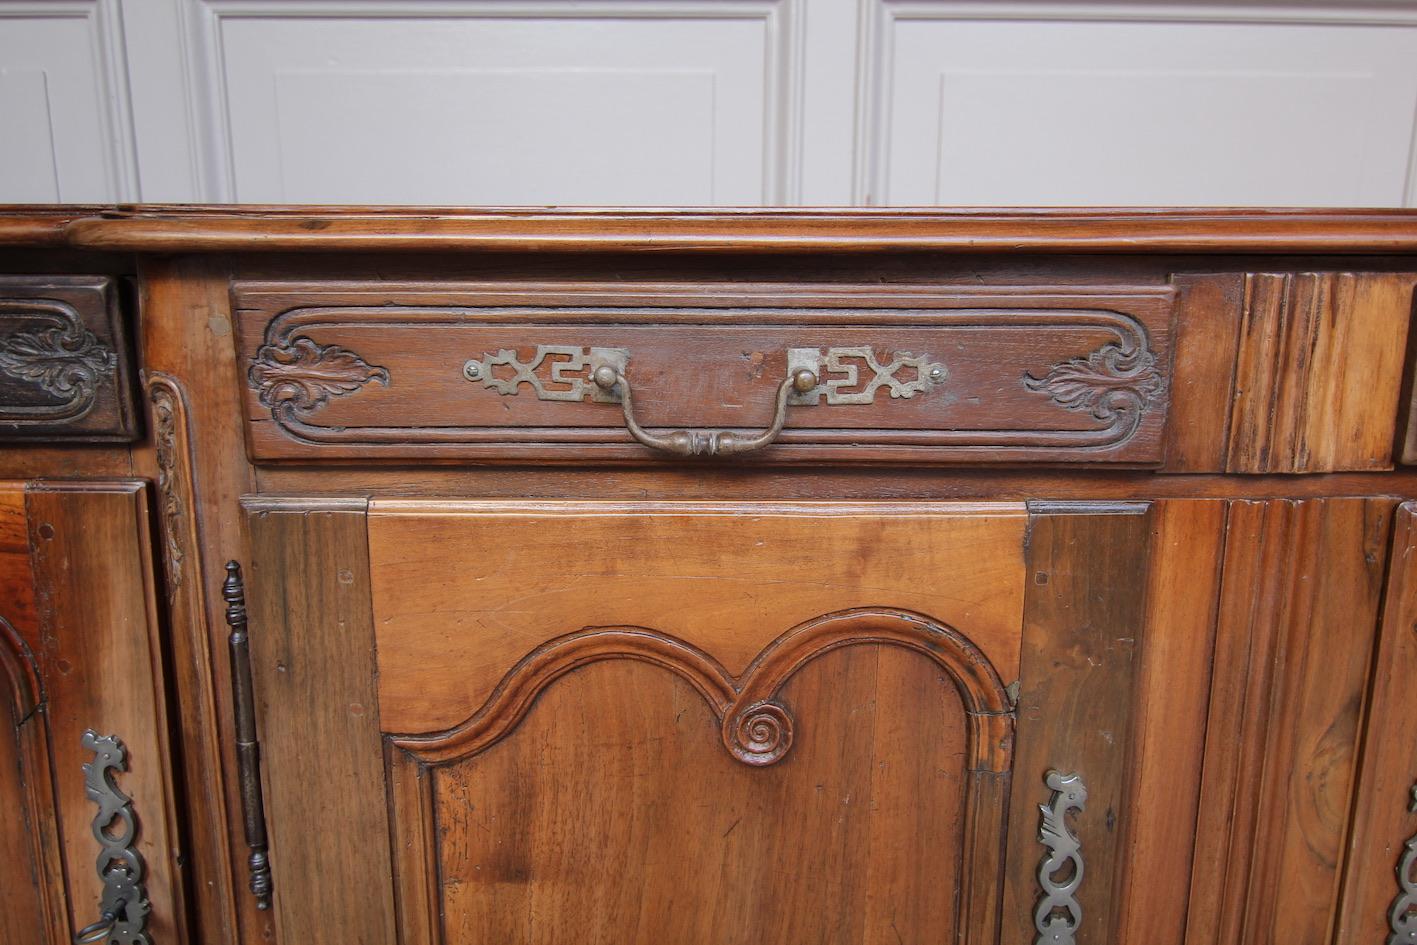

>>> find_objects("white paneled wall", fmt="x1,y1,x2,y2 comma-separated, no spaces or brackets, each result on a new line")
3,0,1417,205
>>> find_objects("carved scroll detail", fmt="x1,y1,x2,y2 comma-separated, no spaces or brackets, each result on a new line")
1024,341,1165,427
1034,769,1087,945
0,300,116,421
249,337,389,412
1390,783,1417,944
80,731,152,945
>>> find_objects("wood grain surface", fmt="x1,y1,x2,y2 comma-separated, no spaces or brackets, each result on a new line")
1187,497,1392,945
1335,501,1417,942
243,498,396,945
55,205,1417,254
1116,499,1226,945
25,482,188,945
1001,502,1152,945
368,501,1028,734
1226,273,1414,473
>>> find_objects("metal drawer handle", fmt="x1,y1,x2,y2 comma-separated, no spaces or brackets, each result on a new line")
461,344,947,458
590,363,817,457
75,731,151,945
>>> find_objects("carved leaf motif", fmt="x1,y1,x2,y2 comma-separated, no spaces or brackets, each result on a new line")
1024,341,1164,422
149,381,185,595
0,323,115,403
249,337,390,412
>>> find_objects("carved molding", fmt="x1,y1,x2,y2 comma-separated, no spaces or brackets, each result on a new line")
1391,782,1417,945
1024,340,1165,432
391,606,1013,772
0,299,116,423
147,375,191,597
249,336,389,414
1035,769,1087,945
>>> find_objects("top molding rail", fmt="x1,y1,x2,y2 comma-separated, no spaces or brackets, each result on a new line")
3,205,1417,254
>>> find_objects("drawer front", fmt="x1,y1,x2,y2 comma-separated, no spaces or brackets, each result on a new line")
0,276,138,442
233,281,1174,464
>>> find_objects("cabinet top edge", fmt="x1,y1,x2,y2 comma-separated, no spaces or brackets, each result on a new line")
5,205,1417,255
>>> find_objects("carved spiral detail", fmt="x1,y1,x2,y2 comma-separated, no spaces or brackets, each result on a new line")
725,701,794,766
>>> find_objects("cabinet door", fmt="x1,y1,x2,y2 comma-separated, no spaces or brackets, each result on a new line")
244,499,1154,945
0,481,188,944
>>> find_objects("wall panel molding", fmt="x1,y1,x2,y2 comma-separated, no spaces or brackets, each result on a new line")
181,0,807,204
0,0,137,201
856,0,1417,206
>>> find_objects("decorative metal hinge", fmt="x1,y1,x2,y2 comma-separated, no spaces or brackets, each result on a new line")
1390,782,1417,944
224,561,273,910
1034,769,1087,945
75,731,151,945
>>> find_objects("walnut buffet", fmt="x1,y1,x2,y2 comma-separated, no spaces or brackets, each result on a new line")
2,206,1417,945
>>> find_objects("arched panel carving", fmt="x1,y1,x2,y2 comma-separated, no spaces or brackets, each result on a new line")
391,607,1012,772
386,608,1014,945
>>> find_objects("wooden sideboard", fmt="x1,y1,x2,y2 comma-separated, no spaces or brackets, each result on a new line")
2,206,1417,945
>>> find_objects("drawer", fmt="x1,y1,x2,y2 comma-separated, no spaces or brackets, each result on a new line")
233,280,1175,464
0,276,138,442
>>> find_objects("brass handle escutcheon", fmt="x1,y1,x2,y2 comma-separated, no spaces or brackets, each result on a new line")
589,364,818,457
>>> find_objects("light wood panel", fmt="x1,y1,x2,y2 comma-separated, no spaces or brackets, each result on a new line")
243,497,396,945
1187,498,1392,945
1335,501,1417,942
1000,502,1152,945
368,501,1028,734
1226,273,1414,473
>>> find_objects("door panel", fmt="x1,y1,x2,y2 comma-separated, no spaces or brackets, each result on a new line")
246,498,1157,945
0,481,187,945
